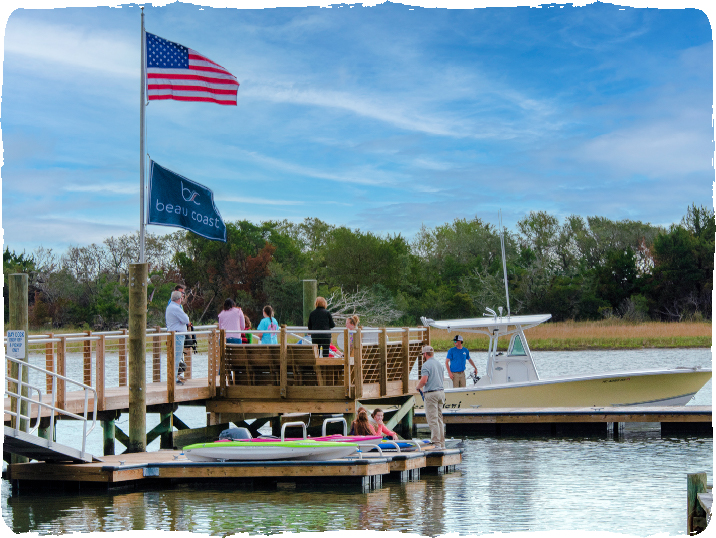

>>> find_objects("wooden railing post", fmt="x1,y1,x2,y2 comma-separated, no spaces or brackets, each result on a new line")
119,329,128,387
401,327,410,395
167,332,176,403
280,325,288,398
354,327,363,398
96,335,106,411
152,327,162,383
219,329,226,397
343,328,351,397
45,333,54,394
379,328,388,396
208,328,217,396
83,331,92,387
57,336,67,410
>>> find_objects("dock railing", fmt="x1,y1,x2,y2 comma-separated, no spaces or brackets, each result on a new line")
4,324,429,411
4,354,97,459
220,326,429,400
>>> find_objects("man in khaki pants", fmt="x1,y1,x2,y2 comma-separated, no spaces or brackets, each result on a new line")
415,345,445,449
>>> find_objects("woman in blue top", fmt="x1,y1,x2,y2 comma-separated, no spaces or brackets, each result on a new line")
256,305,278,344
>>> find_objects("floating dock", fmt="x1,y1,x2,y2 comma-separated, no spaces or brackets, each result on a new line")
5,447,462,493
414,406,712,436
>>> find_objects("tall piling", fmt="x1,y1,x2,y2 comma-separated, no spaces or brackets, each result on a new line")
127,262,148,452
8,273,29,463
303,279,317,326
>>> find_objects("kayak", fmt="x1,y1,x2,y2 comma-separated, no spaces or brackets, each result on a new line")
251,434,383,445
183,439,359,462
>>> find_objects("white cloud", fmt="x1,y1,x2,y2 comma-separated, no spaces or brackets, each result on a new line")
216,195,304,206
4,18,135,78
62,183,138,195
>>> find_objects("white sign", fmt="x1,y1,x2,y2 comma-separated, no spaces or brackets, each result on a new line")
6,330,26,359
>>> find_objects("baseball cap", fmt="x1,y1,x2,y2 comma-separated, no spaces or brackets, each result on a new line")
453,335,463,342
422,345,434,354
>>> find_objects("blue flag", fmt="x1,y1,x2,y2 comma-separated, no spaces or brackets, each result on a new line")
148,160,227,242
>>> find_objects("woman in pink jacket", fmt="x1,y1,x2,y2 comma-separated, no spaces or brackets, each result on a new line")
217,298,244,344
371,408,398,440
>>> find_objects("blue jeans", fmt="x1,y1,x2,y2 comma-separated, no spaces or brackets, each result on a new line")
226,337,242,344
174,334,185,379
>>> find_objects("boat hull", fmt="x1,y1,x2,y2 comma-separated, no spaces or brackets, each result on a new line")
184,441,358,462
416,369,711,409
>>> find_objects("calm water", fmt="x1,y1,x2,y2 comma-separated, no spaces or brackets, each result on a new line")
2,348,712,536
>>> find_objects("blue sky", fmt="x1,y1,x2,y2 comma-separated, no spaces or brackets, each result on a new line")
1,1,714,255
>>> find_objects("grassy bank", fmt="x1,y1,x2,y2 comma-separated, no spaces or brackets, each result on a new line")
428,320,712,352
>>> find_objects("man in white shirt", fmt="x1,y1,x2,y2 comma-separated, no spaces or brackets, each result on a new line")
166,290,190,385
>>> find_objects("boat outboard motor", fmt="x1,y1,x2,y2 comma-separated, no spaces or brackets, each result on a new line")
218,427,252,440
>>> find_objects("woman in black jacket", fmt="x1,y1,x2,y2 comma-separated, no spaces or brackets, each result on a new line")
307,296,335,357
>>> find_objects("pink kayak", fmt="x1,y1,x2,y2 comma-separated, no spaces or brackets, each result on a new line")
216,434,383,445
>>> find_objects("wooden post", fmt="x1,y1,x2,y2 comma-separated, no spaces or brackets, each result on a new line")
57,336,67,410
83,331,92,387
343,328,351,397
45,333,54,394
96,335,106,411
38,416,55,443
379,328,388,396
119,329,128,387
302,279,317,326
102,418,116,456
280,325,288,398
208,329,217,396
8,274,29,433
401,327,410,394
159,411,174,449
687,472,708,535
127,262,148,453
152,327,162,382
354,327,363,398
219,329,226,397
167,332,176,404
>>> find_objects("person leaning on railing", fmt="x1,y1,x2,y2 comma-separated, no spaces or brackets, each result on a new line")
308,296,335,357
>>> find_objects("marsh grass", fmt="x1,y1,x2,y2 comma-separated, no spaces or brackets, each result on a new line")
428,320,712,351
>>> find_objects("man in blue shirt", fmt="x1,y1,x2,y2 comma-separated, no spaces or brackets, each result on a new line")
445,335,477,388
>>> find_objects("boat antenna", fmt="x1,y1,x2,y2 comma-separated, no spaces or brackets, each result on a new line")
499,209,511,318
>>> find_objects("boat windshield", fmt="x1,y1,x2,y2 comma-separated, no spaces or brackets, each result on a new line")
508,334,527,356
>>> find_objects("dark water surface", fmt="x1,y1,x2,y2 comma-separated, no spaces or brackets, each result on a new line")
2,349,712,536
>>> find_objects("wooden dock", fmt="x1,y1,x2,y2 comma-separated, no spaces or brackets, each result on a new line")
414,406,712,436
5,447,462,493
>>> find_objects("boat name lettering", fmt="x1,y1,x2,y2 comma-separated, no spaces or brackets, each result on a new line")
602,377,631,383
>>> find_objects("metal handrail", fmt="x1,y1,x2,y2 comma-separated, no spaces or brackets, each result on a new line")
280,421,307,441
5,354,98,458
322,417,348,436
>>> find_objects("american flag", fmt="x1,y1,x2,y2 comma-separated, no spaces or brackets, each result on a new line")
145,32,239,106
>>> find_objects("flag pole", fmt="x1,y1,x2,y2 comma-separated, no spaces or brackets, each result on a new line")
139,7,146,263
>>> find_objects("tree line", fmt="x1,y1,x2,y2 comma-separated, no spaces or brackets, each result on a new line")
4,204,713,330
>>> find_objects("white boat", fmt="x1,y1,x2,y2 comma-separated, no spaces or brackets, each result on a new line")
419,313,711,408
183,439,359,462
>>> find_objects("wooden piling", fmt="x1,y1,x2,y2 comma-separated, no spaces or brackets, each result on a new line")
687,472,709,535
401,327,410,395
280,325,288,398
303,279,317,326
8,274,29,432
127,262,148,453
83,331,92,386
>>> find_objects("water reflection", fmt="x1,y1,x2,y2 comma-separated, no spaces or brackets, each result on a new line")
3,431,712,536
